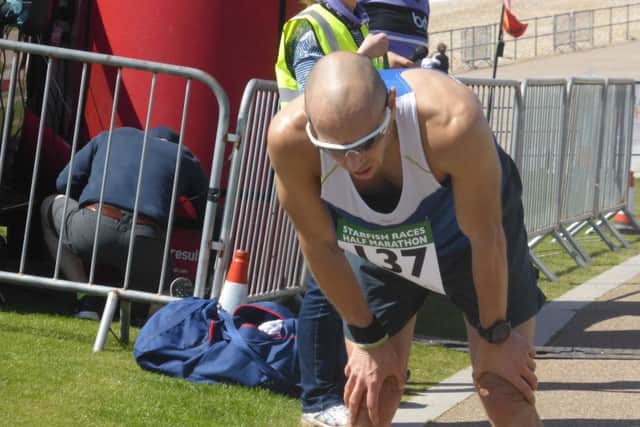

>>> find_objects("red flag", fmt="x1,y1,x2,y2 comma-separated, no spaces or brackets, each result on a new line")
502,1,528,38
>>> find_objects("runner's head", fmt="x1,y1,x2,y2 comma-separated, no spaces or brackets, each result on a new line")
305,52,393,180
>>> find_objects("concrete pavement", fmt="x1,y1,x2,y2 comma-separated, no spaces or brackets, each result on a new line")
394,253,640,426
456,40,640,80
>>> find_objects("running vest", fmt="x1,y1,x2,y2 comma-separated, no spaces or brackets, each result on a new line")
275,3,383,104
319,70,468,294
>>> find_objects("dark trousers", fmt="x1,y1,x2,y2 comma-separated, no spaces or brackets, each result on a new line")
45,195,171,292
298,277,347,412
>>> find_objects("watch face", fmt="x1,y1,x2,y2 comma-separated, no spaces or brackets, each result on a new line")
491,322,511,344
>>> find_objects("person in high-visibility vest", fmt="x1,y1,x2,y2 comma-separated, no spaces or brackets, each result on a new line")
275,2,412,426
275,1,414,106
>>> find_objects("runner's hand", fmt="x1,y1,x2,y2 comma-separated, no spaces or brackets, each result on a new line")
357,33,389,59
344,341,405,425
473,330,538,404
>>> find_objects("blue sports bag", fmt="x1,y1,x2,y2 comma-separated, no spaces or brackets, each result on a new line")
133,297,300,397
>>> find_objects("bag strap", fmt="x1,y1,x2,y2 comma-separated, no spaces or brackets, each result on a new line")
217,309,297,388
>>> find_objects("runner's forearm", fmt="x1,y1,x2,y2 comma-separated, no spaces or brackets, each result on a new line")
469,227,508,328
301,239,373,327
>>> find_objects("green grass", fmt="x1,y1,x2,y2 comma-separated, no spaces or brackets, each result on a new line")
2,182,640,425
404,343,470,400
534,231,640,302
0,312,302,427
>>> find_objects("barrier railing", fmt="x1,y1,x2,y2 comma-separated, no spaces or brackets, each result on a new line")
597,80,635,216
211,79,305,302
518,79,569,279
588,79,637,250
0,38,230,351
519,79,566,239
557,79,622,260
1,38,638,351
458,78,522,159
561,79,605,226
430,2,640,73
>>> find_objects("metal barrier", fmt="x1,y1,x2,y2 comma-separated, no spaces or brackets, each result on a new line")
212,77,638,287
632,81,640,172
597,79,635,217
553,13,574,51
554,11,595,51
592,79,640,243
211,79,305,302
460,25,493,67
1,37,638,350
458,78,522,160
519,79,591,277
561,79,606,226
0,38,230,351
519,79,566,240
553,78,610,263
430,2,640,73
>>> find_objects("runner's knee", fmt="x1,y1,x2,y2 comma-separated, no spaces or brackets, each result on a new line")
475,372,539,427
351,377,403,427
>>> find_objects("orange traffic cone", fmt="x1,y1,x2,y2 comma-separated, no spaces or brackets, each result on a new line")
218,250,249,313
614,171,635,231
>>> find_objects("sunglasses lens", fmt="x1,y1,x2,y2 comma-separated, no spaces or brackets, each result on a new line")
359,136,378,151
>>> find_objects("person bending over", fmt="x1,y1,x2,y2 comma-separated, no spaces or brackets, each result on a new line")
268,52,544,427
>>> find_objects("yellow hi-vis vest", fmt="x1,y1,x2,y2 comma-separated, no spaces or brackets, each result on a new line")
275,3,384,105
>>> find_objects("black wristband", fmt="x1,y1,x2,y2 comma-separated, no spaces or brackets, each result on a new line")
347,316,389,349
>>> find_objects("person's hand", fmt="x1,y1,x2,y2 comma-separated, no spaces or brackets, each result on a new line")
357,33,389,59
387,51,417,69
343,341,405,425
472,329,538,404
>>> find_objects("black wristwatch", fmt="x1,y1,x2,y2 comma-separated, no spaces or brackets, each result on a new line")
347,315,389,349
477,320,511,344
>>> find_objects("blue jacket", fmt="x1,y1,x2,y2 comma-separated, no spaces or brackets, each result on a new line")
56,127,207,223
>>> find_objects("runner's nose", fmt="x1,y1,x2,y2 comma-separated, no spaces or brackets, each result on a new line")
344,150,367,171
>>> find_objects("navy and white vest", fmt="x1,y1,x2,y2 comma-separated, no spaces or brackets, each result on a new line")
319,69,470,293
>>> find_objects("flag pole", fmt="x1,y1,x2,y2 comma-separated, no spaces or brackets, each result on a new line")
487,3,506,122
492,4,506,79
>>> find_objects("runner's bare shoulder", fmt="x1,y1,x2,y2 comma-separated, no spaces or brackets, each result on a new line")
267,96,319,176
401,68,486,154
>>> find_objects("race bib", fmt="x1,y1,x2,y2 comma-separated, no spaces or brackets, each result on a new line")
336,218,445,294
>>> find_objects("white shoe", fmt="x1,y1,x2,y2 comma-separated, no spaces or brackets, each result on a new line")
301,404,348,427
75,310,100,321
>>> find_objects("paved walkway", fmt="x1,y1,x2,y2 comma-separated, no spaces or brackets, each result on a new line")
393,253,640,426
456,40,640,80
393,42,640,426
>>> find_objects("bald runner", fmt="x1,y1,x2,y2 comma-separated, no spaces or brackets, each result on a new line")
268,52,544,427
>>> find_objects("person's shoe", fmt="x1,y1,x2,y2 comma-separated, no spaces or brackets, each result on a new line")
75,295,103,321
301,404,348,427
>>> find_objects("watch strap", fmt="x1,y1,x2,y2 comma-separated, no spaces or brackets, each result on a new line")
477,319,511,344
347,315,389,350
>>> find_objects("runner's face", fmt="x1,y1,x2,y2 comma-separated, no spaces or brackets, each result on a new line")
307,94,390,180
337,133,388,181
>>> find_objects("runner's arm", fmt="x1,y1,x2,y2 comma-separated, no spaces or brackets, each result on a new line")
267,107,374,328
268,104,407,424
433,92,508,329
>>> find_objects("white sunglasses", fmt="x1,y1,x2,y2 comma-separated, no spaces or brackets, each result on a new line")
305,107,391,156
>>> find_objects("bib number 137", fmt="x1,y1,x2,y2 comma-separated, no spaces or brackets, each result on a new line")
353,245,426,278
